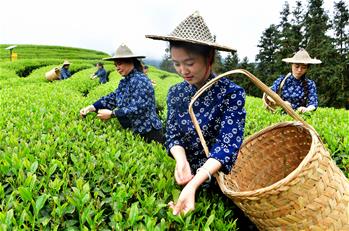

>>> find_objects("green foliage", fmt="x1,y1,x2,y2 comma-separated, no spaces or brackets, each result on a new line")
332,0,349,57
159,48,176,73
255,23,280,83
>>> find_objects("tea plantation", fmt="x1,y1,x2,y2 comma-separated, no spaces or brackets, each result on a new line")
0,45,348,230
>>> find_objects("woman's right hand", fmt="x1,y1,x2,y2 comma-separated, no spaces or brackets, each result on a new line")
80,105,96,117
175,159,194,185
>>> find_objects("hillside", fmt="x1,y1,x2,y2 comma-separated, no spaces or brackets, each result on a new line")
0,44,108,61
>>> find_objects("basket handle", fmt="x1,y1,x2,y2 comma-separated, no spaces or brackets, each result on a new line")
188,69,313,157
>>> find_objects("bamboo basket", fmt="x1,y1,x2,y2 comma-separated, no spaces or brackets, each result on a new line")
188,69,349,230
262,74,290,113
45,67,60,81
262,92,277,112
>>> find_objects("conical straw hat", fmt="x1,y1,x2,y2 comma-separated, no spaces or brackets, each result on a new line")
146,11,236,52
103,44,145,60
282,48,321,64
62,60,71,66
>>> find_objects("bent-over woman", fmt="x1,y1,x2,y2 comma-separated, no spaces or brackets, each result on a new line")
80,44,163,143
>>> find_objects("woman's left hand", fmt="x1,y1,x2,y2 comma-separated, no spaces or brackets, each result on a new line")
168,184,196,215
97,109,113,121
298,105,315,113
297,106,308,113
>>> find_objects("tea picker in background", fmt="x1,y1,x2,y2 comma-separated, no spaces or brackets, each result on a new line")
91,62,107,84
80,44,163,144
143,64,157,86
268,49,321,113
146,11,246,215
60,60,72,80
143,65,149,75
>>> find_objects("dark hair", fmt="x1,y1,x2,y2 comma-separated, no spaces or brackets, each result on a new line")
97,62,104,67
133,59,143,72
300,77,309,106
169,41,215,65
116,58,143,72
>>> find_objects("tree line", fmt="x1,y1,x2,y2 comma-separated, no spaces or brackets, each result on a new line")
160,0,348,109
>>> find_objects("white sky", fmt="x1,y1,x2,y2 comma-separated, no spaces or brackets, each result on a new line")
0,0,335,62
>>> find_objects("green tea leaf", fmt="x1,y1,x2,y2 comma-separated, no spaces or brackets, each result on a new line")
34,194,49,216
30,161,38,173
18,187,32,202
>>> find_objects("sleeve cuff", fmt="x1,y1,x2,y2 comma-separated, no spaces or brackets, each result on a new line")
93,100,104,111
114,108,126,117
208,145,238,174
166,140,182,157
307,105,316,111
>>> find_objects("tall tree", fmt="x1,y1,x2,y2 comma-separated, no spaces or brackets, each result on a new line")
213,51,224,74
332,0,349,58
222,52,239,73
255,24,280,85
290,1,306,49
332,0,349,102
304,0,342,107
303,0,333,56
159,48,176,73
239,57,259,96
275,2,295,74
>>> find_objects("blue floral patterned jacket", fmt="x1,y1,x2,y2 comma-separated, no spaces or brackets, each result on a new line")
93,69,162,134
60,67,71,80
94,68,107,84
271,74,318,110
165,74,246,173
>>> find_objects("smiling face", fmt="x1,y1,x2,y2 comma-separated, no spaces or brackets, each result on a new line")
114,59,134,76
291,63,308,79
170,46,210,88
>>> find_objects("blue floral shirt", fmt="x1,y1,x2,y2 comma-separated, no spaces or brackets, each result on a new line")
93,69,162,134
271,74,318,110
165,74,246,173
95,68,107,84
60,67,71,80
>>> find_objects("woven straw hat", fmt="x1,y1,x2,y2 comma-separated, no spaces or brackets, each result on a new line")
62,60,71,66
103,44,145,60
146,11,236,52
282,48,321,64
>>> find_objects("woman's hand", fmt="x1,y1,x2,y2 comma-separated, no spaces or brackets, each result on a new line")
170,146,194,185
297,106,307,113
168,158,222,216
80,105,96,117
297,105,315,113
175,159,194,185
168,184,196,215
97,109,113,121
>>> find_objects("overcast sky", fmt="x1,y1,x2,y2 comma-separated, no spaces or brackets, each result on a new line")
0,0,335,62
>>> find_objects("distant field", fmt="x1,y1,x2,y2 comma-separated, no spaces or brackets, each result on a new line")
0,44,108,61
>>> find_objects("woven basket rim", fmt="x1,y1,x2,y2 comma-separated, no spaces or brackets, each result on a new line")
218,121,322,197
